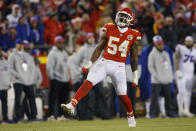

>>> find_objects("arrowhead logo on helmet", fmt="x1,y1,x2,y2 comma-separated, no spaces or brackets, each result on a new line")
115,8,134,28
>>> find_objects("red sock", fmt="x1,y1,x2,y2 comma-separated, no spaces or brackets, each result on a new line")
71,80,93,107
118,95,134,117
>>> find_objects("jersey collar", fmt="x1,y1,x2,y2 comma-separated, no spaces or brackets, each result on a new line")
117,26,128,33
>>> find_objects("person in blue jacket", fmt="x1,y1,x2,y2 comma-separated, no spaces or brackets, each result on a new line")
0,24,10,51
29,16,44,45
16,15,30,41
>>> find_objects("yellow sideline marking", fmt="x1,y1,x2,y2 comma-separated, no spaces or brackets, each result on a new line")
38,56,47,64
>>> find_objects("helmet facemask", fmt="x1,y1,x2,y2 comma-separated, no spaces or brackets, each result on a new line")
115,12,133,28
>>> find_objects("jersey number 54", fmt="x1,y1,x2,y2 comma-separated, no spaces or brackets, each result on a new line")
107,36,130,57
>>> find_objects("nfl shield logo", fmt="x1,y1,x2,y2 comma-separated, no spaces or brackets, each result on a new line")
127,35,133,40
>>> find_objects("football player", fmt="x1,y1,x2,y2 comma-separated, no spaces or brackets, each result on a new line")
61,8,141,127
175,36,196,117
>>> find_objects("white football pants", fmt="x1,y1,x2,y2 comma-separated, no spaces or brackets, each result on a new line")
176,74,194,112
87,58,127,95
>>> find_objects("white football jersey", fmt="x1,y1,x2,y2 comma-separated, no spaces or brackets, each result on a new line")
176,44,196,74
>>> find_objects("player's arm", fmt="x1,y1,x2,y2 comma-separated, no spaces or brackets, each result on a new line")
90,31,107,63
83,30,107,69
174,49,183,79
174,50,181,71
130,42,138,85
194,45,196,63
130,42,138,72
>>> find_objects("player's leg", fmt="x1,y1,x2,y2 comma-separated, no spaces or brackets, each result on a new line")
162,84,173,117
127,82,137,113
13,84,23,121
72,60,107,106
1,90,8,121
145,99,151,118
150,84,162,117
158,96,166,117
61,60,106,113
176,76,186,116
184,74,194,117
111,66,136,127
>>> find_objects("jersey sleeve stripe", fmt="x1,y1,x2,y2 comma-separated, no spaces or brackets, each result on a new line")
136,36,141,40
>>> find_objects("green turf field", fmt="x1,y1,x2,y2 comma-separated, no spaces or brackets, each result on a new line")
1,117,196,131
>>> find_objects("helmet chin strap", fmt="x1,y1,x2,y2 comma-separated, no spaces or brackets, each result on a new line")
118,23,126,28
116,20,128,28
118,25,127,28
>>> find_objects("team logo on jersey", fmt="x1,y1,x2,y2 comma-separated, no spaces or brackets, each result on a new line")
127,35,133,40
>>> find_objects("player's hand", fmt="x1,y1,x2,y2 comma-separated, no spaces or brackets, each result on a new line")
82,61,93,74
84,61,93,69
176,70,183,79
131,82,137,88
132,70,138,87
82,67,88,74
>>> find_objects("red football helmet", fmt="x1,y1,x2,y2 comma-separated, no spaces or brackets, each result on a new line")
115,8,134,27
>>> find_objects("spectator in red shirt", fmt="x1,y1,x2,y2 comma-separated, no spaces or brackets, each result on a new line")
43,13,65,45
90,0,104,31
81,13,94,33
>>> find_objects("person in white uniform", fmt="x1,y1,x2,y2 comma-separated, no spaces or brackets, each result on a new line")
175,36,196,117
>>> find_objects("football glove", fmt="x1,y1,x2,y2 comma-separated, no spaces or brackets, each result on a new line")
82,67,89,74
131,82,137,88
82,61,92,74
132,70,138,86
176,70,183,79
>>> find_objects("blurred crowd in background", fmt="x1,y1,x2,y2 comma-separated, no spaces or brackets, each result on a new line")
0,0,195,52
0,0,196,124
